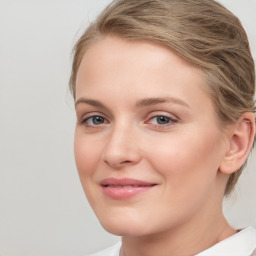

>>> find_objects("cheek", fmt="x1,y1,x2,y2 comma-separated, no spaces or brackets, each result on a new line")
74,131,104,208
74,131,101,179
140,130,225,228
146,129,224,190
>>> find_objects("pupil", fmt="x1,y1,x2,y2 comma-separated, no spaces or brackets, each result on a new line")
93,116,104,125
157,116,169,124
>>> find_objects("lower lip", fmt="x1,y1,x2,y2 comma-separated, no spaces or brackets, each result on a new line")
101,185,155,200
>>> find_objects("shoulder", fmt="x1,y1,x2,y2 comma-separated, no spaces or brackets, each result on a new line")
196,227,256,256
85,241,122,256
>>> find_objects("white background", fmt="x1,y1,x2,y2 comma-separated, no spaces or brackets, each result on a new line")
0,0,255,255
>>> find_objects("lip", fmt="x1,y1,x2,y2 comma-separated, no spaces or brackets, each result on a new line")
100,178,157,200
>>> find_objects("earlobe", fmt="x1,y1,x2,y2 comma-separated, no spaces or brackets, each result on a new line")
219,112,255,175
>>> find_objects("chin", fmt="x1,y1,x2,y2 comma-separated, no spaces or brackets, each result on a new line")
102,222,148,237
98,213,153,237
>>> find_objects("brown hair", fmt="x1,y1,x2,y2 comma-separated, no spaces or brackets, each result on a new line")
69,0,255,195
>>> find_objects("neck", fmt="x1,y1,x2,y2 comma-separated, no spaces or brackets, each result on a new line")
121,212,236,256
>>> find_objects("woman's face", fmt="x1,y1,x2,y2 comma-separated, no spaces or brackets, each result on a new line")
74,35,228,237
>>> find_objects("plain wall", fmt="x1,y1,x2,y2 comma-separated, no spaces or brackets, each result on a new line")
0,0,255,255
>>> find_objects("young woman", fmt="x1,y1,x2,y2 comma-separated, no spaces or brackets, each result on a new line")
70,0,256,255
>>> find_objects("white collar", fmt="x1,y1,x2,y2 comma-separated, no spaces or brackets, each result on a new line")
195,227,256,256
100,227,256,256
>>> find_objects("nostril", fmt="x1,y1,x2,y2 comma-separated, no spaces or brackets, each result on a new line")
104,158,135,169
102,143,141,168
122,160,132,164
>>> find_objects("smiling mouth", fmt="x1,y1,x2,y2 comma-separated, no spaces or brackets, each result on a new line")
100,178,157,200
102,184,155,188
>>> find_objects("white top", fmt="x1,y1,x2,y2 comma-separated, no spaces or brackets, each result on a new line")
86,227,256,256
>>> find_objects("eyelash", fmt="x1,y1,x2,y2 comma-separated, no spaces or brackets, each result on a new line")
145,115,178,128
80,113,109,127
80,113,178,129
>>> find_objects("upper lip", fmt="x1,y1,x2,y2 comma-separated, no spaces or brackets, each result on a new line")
100,178,157,187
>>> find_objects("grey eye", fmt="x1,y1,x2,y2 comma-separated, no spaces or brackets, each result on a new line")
90,116,105,125
155,116,170,124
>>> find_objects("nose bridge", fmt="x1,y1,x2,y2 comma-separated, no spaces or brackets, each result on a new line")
102,119,140,168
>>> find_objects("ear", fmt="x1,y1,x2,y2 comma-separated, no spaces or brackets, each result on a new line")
219,112,255,175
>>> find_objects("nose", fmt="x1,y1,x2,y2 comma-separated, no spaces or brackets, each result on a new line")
102,124,141,169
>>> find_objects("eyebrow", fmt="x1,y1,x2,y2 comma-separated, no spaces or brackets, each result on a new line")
75,97,191,109
75,98,107,109
135,97,191,108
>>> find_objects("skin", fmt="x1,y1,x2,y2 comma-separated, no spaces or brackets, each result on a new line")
74,35,243,256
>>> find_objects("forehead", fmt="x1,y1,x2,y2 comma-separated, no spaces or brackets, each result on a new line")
76,35,215,116
77,35,203,89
